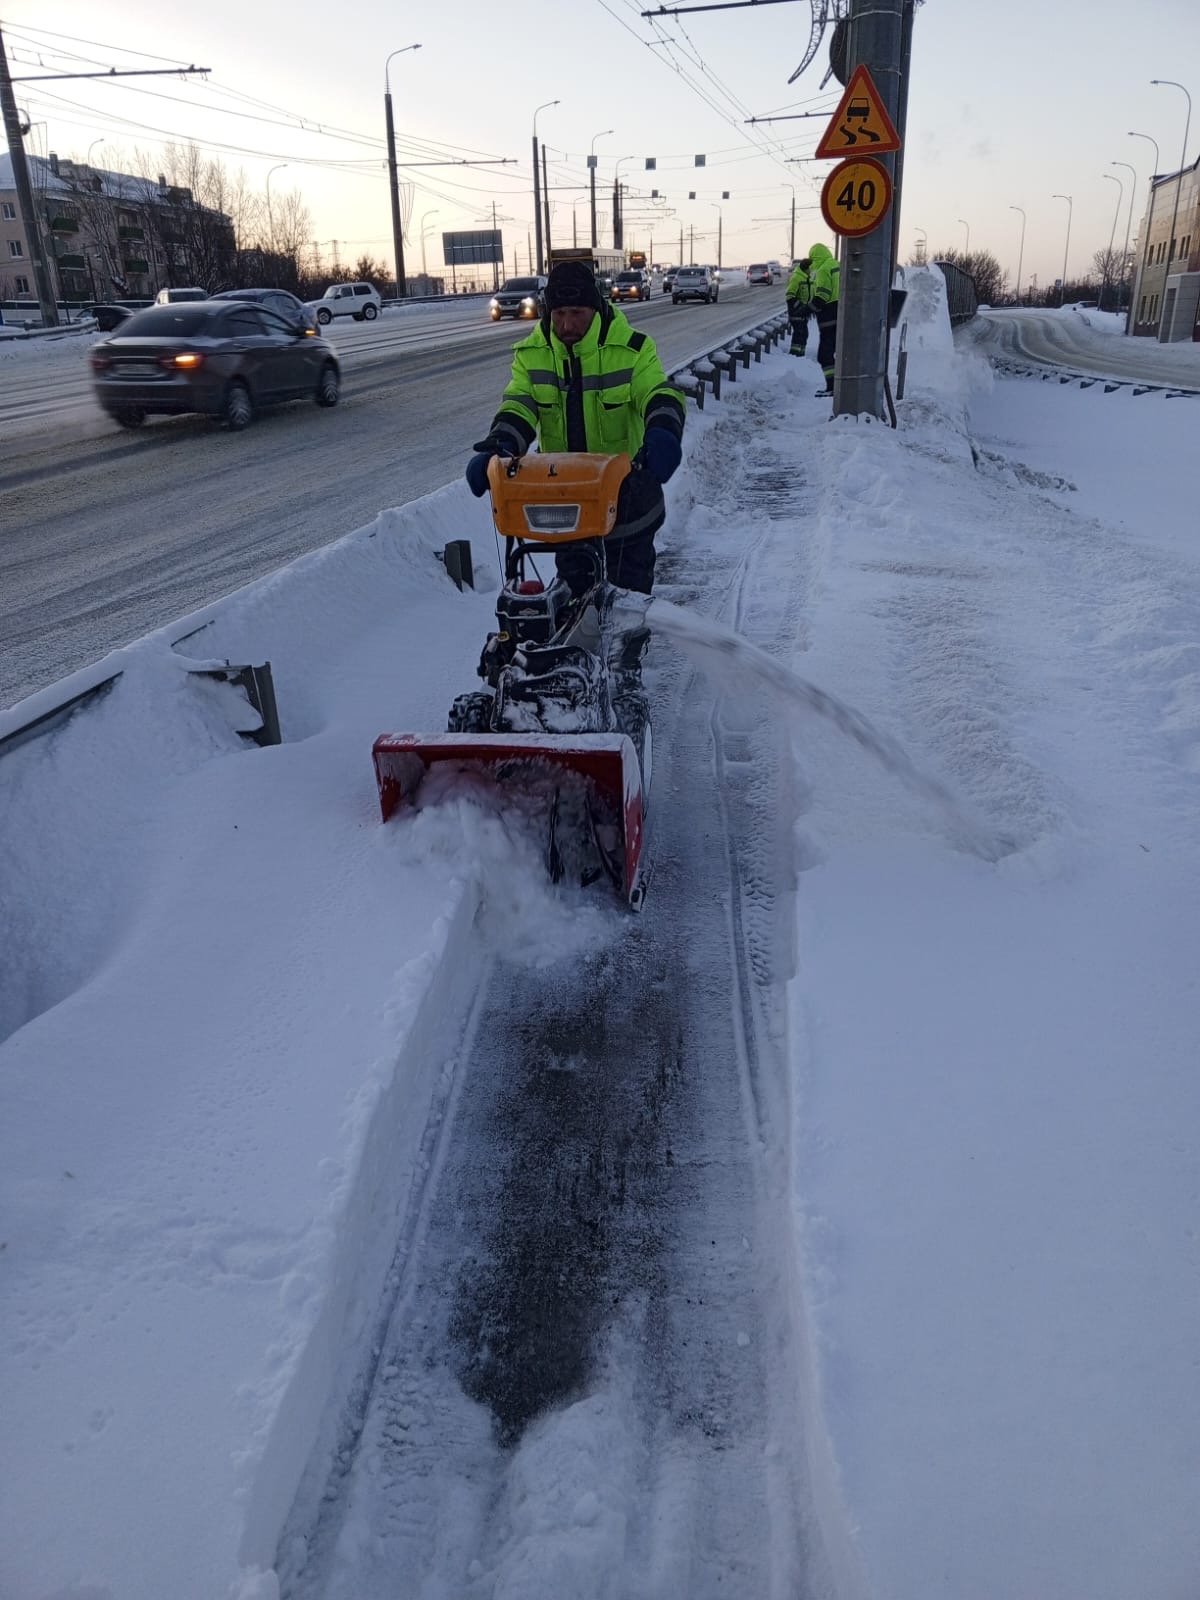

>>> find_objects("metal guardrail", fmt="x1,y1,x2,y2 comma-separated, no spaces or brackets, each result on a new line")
1,308,792,762
935,261,978,327
988,357,1200,399
668,312,791,408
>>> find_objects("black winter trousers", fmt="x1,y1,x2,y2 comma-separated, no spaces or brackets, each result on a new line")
815,303,838,382
556,526,657,597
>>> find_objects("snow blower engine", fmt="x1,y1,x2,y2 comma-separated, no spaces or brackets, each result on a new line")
372,452,652,908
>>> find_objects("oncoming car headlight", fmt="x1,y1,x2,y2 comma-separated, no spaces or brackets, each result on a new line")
524,503,580,534
489,297,500,308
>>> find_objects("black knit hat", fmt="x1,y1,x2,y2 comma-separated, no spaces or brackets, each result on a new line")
544,260,604,312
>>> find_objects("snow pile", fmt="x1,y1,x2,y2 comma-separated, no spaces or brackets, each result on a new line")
3,281,1199,1600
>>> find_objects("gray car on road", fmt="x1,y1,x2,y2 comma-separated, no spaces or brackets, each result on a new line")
89,302,341,431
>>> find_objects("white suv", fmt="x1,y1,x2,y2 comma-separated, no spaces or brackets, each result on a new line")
308,282,382,325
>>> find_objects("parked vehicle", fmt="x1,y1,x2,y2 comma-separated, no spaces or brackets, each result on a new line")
85,303,133,331
611,269,650,303
213,287,316,331
746,263,772,285
488,276,547,320
672,265,719,304
89,301,340,431
154,286,208,305
306,282,382,325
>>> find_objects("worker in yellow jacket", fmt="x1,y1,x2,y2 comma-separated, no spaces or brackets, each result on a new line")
809,242,840,396
466,260,686,597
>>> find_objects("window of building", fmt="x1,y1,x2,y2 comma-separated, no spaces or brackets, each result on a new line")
15,274,29,293
1138,295,1146,321
8,239,23,257
1,201,15,220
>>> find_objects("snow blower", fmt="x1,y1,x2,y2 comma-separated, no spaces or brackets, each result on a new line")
372,452,652,908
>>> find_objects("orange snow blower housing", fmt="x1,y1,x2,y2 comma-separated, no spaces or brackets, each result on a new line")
372,452,653,907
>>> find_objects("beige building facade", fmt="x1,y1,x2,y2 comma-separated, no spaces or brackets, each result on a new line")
1128,155,1200,342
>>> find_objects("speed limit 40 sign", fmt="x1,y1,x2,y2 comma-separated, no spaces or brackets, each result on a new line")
820,156,893,239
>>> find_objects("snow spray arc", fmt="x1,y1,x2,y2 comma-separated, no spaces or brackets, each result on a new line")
621,595,1014,863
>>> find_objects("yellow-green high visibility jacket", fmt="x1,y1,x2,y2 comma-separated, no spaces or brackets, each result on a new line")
809,243,840,309
485,304,687,541
785,261,812,308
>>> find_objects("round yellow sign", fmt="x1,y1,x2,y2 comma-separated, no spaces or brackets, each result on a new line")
820,156,893,239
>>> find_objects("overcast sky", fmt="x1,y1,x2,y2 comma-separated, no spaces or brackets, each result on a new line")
4,0,1199,290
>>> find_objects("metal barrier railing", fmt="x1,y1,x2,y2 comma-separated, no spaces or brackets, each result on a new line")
669,312,790,409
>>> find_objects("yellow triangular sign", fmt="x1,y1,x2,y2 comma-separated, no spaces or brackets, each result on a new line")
814,64,901,159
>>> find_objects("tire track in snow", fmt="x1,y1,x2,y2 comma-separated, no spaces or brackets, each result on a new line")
278,380,856,1600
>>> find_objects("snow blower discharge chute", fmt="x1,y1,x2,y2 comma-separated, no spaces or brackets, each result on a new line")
372,452,652,908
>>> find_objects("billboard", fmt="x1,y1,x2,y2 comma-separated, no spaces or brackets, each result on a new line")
442,229,503,267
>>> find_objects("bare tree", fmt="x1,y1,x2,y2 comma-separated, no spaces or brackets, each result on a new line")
933,247,1007,306
1092,245,1133,311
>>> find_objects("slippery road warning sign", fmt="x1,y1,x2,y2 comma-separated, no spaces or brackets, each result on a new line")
820,156,894,238
814,64,901,159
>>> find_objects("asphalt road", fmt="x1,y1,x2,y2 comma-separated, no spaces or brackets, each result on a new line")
0,286,779,709
965,306,1200,385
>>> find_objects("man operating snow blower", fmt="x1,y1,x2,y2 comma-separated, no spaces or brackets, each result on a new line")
465,259,687,602
370,263,688,907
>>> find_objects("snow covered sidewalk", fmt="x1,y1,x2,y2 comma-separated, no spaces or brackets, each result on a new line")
2,270,1198,1599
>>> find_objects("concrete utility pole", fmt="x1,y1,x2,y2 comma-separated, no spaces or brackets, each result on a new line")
833,0,908,420
384,46,420,299
0,26,58,326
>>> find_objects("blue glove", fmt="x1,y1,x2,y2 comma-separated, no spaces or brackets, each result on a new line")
641,427,682,485
466,451,496,498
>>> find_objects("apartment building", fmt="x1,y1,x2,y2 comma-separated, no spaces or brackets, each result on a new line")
0,151,234,303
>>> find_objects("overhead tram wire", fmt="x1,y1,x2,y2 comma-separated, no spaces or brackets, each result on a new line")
5,23,517,170
595,0,802,178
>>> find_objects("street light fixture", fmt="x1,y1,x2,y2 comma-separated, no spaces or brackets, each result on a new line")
266,163,287,250
613,155,637,251
590,128,613,250
781,182,797,261
1101,173,1123,311
384,43,421,298
419,209,440,280
1150,78,1193,337
1052,193,1073,305
1111,161,1138,318
913,227,927,265
957,217,970,256
531,99,559,275
1008,206,1026,305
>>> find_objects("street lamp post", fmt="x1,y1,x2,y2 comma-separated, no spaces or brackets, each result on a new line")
419,209,439,283
913,228,927,265
1127,131,1163,329
531,100,559,275
782,183,797,261
1111,161,1138,316
1101,173,1123,310
613,156,636,252
1052,193,1073,304
1008,206,1026,305
266,163,287,254
1150,79,1193,338
384,44,421,300
958,217,970,256
707,200,723,271
86,137,104,167
590,129,613,251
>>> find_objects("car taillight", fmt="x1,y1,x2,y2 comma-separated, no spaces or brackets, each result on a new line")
89,352,111,371
159,351,205,370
